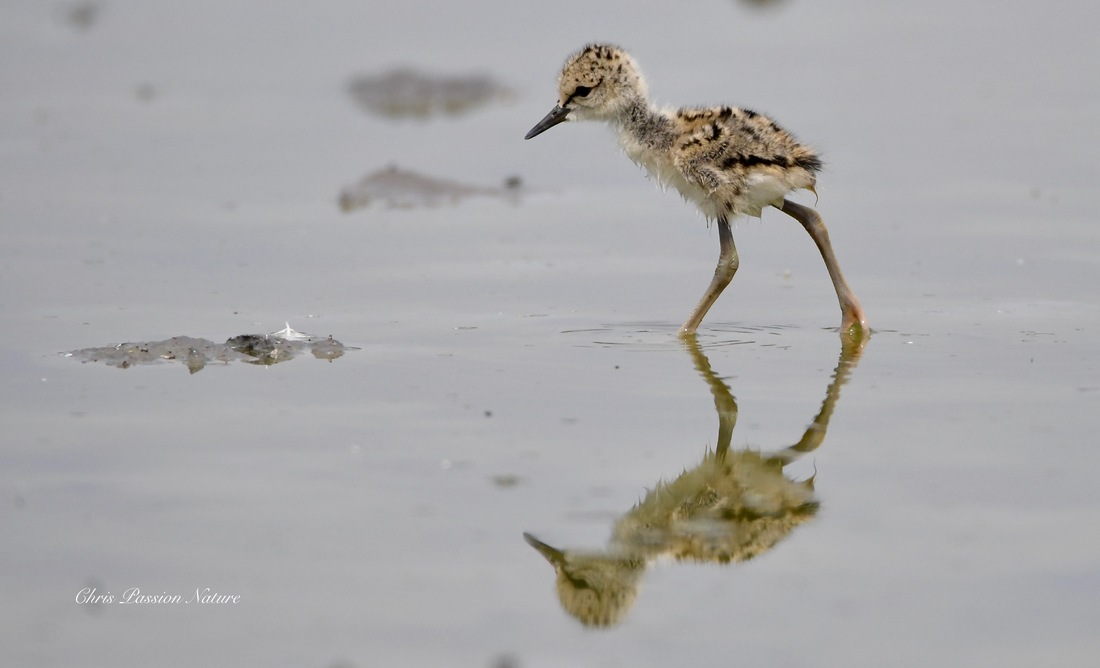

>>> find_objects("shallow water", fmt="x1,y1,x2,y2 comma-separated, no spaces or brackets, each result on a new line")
2,1,1098,666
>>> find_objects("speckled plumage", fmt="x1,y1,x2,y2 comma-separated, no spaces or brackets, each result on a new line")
526,44,868,338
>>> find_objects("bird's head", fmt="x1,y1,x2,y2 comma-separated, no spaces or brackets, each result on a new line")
525,44,648,140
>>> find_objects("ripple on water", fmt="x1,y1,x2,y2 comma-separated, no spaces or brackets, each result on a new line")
562,321,798,351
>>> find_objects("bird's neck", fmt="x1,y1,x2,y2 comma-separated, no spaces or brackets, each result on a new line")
609,97,676,176
613,97,674,153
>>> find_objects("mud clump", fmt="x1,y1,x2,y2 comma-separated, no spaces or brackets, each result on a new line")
348,69,512,119
339,165,523,212
65,325,351,374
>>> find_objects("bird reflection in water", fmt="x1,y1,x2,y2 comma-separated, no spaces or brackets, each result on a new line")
523,336,865,627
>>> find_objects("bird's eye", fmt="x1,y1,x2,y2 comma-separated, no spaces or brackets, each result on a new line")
573,85,593,98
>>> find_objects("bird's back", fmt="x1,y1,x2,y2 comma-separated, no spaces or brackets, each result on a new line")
621,104,822,219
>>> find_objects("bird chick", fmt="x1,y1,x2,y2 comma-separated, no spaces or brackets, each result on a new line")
526,44,868,339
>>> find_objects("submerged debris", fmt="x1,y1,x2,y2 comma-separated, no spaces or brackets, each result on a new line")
64,324,351,374
347,68,512,119
339,165,523,212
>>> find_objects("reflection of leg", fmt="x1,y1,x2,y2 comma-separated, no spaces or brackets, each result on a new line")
776,199,868,338
778,338,865,464
680,216,737,335
681,334,737,459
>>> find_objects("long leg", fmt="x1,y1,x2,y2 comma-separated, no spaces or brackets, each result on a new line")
776,199,868,338
680,215,737,335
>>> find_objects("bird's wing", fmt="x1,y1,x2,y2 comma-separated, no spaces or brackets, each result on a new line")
670,108,733,194
672,106,790,195
671,106,816,215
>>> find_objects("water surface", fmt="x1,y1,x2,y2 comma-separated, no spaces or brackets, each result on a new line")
1,1,1098,666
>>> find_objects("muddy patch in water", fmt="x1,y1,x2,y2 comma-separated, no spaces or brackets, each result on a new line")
339,164,523,211
60,1,101,31
347,68,513,119
64,324,351,373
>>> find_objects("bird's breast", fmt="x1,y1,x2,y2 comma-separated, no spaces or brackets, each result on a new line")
619,134,718,216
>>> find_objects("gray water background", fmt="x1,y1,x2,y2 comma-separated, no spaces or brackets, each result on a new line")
2,1,1098,666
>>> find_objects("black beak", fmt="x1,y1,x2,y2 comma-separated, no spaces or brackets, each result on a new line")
524,105,570,140
523,532,566,565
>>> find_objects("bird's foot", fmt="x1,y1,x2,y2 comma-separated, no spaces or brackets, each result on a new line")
840,310,870,353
